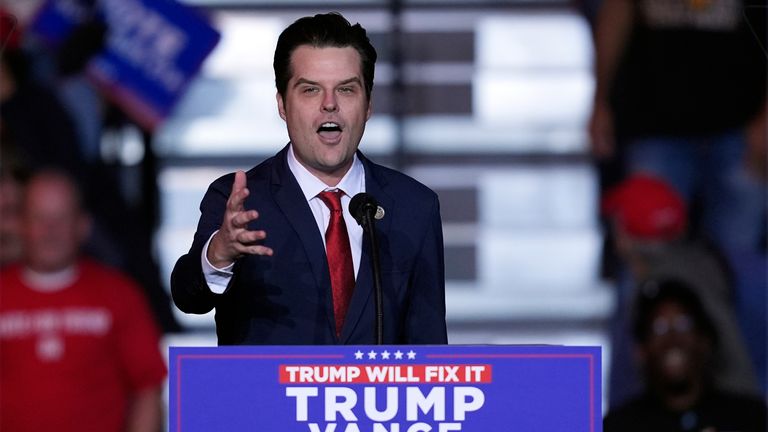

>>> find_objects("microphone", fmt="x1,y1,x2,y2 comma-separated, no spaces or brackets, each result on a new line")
349,193,380,227
349,193,384,344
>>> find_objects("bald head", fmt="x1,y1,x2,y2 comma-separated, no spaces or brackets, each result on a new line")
21,170,90,273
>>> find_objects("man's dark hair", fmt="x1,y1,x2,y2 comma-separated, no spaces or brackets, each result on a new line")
632,278,718,345
273,12,377,101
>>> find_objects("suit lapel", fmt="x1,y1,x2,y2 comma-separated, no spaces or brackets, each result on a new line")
340,152,394,343
270,146,337,337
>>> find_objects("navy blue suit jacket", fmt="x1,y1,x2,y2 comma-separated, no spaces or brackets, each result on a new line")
171,146,447,345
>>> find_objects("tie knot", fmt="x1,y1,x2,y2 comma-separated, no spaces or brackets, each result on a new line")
318,190,344,213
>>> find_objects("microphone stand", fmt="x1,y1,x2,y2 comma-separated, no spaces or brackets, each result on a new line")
361,207,384,345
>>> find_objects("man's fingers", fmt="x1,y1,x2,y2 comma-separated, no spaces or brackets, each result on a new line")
230,210,260,229
219,170,273,259
235,229,267,245
227,170,249,212
246,245,274,256
232,170,247,194
227,184,249,213
232,241,273,257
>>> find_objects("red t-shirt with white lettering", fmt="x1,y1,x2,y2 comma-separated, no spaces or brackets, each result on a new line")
0,259,167,432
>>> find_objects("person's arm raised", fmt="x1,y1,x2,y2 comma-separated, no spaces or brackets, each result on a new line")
206,170,273,268
588,0,634,159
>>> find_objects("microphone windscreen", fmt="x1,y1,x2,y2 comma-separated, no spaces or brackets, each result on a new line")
349,193,378,226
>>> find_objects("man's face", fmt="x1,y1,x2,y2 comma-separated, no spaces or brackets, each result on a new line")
640,301,711,388
277,45,372,185
21,176,88,273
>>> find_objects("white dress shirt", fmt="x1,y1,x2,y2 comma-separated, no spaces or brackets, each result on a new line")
201,145,365,294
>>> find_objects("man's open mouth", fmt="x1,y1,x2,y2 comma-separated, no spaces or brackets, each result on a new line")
317,122,343,141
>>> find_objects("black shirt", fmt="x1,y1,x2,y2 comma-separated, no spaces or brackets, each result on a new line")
604,389,768,432
611,0,767,139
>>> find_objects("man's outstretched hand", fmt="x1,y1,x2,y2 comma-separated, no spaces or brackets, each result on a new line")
207,170,273,268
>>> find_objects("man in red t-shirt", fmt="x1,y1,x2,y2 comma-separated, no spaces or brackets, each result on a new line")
0,169,167,432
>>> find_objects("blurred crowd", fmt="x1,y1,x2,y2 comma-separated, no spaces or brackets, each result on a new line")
586,0,767,429
1,3,174,431
0,2,178,333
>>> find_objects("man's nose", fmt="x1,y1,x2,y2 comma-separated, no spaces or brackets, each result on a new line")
322,92,338,112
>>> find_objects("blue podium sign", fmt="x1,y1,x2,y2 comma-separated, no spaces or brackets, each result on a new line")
170,345,602,432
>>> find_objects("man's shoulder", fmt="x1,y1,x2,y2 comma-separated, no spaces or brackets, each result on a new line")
77,259,157,312
0,263,22,279
78,259,146,296
364,157,437,201
209,155,279,190
0,264,23,295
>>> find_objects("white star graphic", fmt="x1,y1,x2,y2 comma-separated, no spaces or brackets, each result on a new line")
381,350,391,360
354,350,364,360
368,350,377,360
407,350,416,360
394,350,404,360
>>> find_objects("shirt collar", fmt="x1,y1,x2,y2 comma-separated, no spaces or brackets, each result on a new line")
287,144,365,200
22,264,79,292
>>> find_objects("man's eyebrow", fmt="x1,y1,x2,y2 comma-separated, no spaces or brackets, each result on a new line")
293,78,318,88
293,77,362,88
337,77,362,86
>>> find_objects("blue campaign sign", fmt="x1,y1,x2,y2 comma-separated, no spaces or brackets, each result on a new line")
28,0,92,44
28,0,219,129
86,0,219,129
170,345,602,432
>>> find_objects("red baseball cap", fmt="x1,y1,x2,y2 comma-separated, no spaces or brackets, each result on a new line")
601,174,687,240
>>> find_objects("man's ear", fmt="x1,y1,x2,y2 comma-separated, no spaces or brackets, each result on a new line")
365,96,373,121
276,92,286,121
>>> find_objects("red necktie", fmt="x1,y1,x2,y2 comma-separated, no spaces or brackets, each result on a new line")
318,190,355,337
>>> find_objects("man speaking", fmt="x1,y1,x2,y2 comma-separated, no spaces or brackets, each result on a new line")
171,12,447,345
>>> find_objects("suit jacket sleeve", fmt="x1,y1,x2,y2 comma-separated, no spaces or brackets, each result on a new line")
170,174,233,314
